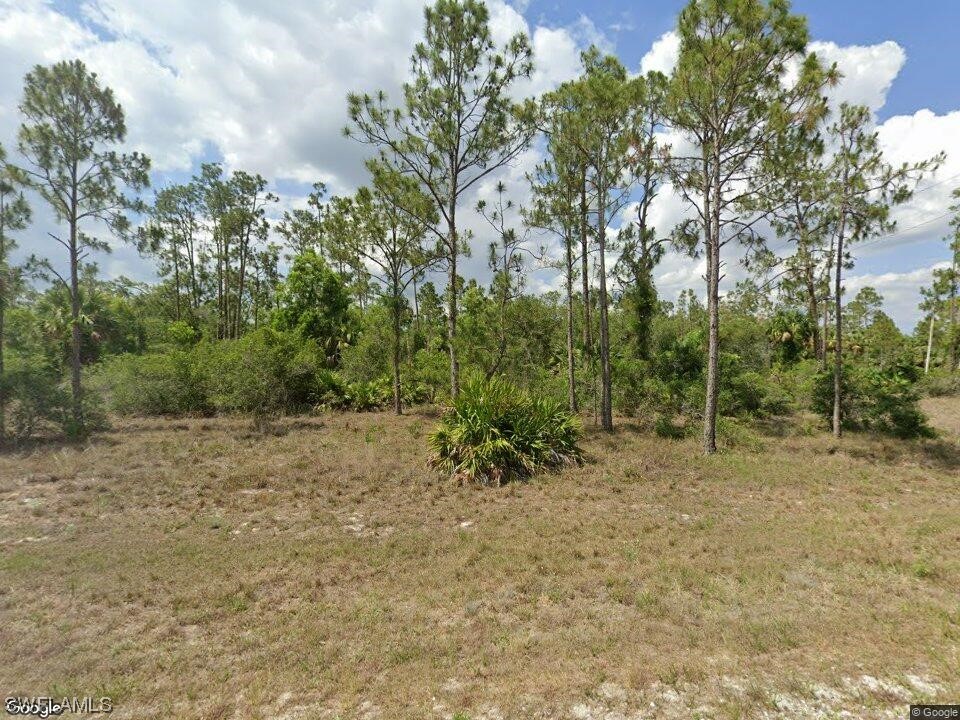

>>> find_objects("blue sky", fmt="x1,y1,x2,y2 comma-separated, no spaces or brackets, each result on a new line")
1,0,958,330
522,0,960,122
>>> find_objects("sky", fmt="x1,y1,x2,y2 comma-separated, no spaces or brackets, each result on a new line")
1,0,958,331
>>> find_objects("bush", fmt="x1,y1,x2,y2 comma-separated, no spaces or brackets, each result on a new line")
774,359,820,411
2,356,105,441
203,329,326,414
718,365,766,416
654,414,688,439
918,369,960,397
408,348,450,401
95,351,211,415
813,363,934,439
3,360,71,440
164,320,200,349
343,379,392,412
95,329,330,417
429,378,583,485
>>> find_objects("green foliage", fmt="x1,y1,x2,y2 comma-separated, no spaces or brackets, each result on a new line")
95,351,211,416
196,329,326,415
346,0,537,397
93,329,427,417
164,320,200,349
767,309,814,365
339,303,392,383
344,379,392,412
716,416,765,452
96,329,326,416
768,359,820,411
408,348,451,401
2,358,69,440
654,415,688,440
272,250,351,361
429,378,583,485
29,275,147,368
919,369,960,397
813,363,933,438
2,355,105,441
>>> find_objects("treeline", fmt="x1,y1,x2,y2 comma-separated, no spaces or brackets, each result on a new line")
0,0,957,449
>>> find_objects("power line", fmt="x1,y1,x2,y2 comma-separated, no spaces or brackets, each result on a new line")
858,211,953,250
912,171,960,195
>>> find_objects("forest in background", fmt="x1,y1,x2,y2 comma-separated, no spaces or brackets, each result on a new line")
0,0,958,459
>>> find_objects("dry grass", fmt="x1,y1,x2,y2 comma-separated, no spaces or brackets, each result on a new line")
1,403,959,719
923,395,960,437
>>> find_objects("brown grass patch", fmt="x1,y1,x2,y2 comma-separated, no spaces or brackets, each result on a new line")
1,406,958,719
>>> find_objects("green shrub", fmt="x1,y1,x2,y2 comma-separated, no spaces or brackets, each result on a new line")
654,414,688,439
401,381,431,406
96,329,330,417
813,363,934,439
315,369,349,409
775,359,820,411
409,348,450,401
95,351,211,415
716,416,765,452
201,328,326,414
1,356,105,441
164,320,200,349
344,378,391,412
718,365,766,416
918,369,960,397
428,378,583,485
3,360,71,440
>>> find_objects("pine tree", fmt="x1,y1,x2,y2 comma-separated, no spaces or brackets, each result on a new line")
14,60,150,433
346,0,536,399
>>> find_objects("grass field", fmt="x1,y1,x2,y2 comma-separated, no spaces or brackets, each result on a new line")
1,400,959,719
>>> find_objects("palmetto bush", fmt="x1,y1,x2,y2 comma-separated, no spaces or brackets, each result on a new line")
429,378,583,485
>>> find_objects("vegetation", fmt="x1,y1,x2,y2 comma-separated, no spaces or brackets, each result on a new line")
429,378,583,484
1,407,958,717
2,0,959,716
0,0,954,464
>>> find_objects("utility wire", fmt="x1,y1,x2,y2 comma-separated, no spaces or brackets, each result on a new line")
858,211,952,249
911,171,960,195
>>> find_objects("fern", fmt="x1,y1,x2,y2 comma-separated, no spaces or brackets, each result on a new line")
428,378,583,485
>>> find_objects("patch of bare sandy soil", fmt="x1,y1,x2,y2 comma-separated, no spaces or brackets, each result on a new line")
0,406,958,719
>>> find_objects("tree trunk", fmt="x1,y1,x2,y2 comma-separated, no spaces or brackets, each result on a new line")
173,237,182,321
392,295,402,415
236,227,249,339
820,234,835,373
579,173,592,356
412,274,420,334
564,230,577,413
703,229,720,455
217,231,226,340
187,224,199,310
805,262,820,361
950,253,958,370
447,203,460,400
832,219,847,438
69,216,83,431
702,151,719,455
597,194,613,432
924,312,935,374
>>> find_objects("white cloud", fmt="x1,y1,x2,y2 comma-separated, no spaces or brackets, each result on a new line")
846,262,951,331
0,0,600,284
811,40,905,113
876,109,960,235
0,1,956,331
639,31,679,76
